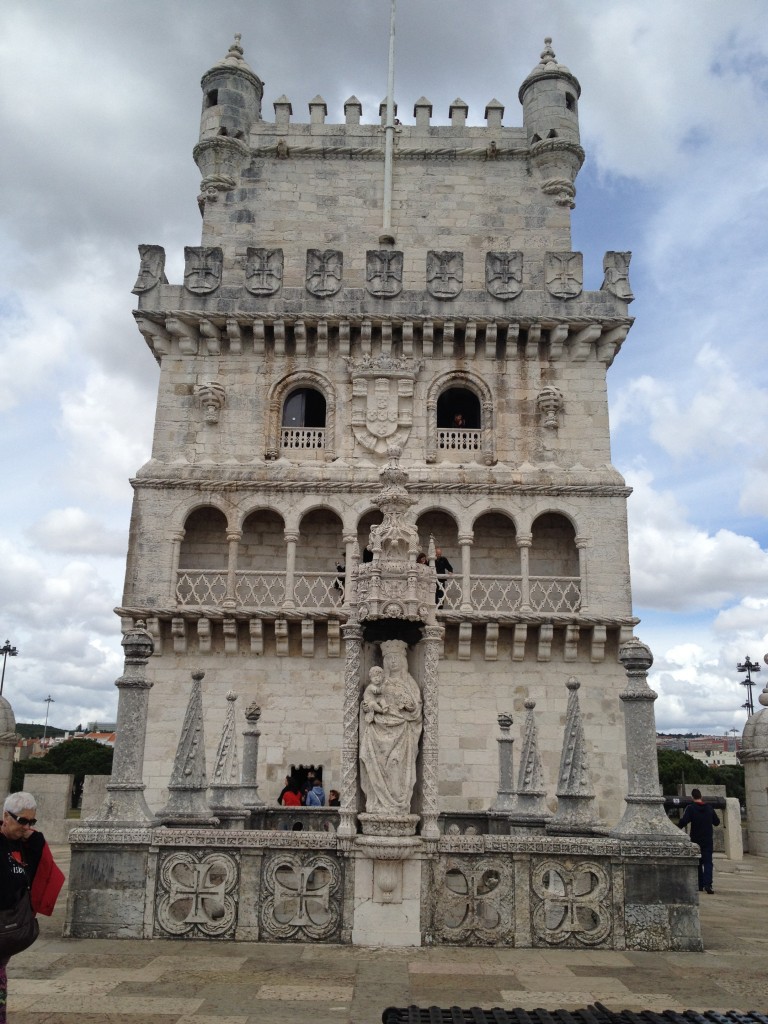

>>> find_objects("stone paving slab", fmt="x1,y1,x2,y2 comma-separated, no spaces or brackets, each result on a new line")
5,851,767,1023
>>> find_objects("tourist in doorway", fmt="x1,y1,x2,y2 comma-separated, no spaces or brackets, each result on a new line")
1,792,65,1023
678,788,720,893
434,546,454,606
280,779,302,807
306,778,326,807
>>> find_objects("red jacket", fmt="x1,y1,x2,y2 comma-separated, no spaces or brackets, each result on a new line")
30,841,65,916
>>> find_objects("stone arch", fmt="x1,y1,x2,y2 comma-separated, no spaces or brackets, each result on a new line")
415,506,460,558
297,506,345,573
178,505,229,570
266,369,337,461
529,511,579,577
238,508,286,572
425,370,495,465
472,511,520,575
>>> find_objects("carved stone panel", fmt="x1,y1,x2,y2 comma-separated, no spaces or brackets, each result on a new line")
245,247,283,295
132,244,167,294
530,858,612,948
601,251,634,302
154,849,239,938
545,252,583,300
259,851,343,942
306,249,342,297
427,251,463,299
345,354,422,455
485,251,523,300
367,250,403,297
184,246,223,294
432,855,514,945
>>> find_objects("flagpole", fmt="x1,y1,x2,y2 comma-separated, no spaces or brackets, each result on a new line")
380,0,396,243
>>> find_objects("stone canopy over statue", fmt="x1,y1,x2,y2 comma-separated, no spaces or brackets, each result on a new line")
359,639,423,815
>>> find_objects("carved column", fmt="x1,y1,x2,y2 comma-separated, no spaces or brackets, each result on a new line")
240,700,265,809
338,621,363,839
224,530,241,608
169,530,185,602
458,533,473,613
426,396,437,463
342,533,357,607
282,530,299,610
420,624,443,840
517,533,532,611
576,537,589,611
611,637,687,840
490,712,515,811
93,624,154,825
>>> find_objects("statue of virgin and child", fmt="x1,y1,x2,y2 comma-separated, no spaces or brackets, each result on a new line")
359,639,423,815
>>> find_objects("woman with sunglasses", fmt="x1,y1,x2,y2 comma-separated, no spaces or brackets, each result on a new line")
0,792,63,1023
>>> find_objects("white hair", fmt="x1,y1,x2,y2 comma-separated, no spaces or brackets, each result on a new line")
4,791,37,815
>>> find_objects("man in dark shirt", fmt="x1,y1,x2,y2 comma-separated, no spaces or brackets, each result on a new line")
678,788,720,894
434,547,453,607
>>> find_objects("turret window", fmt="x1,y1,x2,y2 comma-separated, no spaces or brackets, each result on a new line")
565,93,576,112
205,89,218,108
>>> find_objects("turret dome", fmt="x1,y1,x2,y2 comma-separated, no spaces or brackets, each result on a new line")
518,37,581,102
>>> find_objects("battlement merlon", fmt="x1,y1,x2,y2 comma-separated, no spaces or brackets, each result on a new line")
193,37,585,230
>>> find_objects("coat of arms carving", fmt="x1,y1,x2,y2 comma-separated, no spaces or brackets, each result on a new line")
366,250,403,298
306,249,342,297
427,251,463,299
601,251,634,302
345,354,423,455
132,244,167,294
545,251,583,300
485,251,523,300
184,246,223,295
245,247,283,296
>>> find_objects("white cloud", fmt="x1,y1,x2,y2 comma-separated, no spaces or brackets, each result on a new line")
26,507,127,557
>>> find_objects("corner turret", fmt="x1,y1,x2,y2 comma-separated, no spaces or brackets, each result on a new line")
194,35,263,209
519,38,584,209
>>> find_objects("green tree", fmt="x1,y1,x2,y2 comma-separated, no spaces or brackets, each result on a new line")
12,738,113,801
656,749,713,795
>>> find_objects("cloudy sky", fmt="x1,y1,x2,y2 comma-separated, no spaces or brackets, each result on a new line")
1,0,767,736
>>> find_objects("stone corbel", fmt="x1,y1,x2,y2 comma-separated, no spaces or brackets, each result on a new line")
165,317,199,355
548,324,569,361
199,320,221,355
135,317,171,360
194,381,226,424
226,319,243,354
569,323,601,361
597,325,630,366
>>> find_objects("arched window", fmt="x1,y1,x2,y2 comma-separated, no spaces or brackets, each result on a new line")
426,373,494,465
281,387,326,451
176,506,228,606
529,512,580,612
436,387,481,430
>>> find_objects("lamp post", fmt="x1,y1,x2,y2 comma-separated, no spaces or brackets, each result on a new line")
0,639,18,696
737,656,761,717
42,695,55,744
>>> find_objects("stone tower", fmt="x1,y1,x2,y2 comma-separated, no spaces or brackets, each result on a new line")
125,36,636,823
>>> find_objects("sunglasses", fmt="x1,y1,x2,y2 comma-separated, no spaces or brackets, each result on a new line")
7,811,37,827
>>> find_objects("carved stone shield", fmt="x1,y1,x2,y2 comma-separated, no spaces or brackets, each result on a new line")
184,246,223,294
245,247,283,295
485,251,523,300
545,251,583,299
132,244,167,294
346,354,422,455
306,249,342,297
427,251,463,299
601,250,634,302
367,250,403,297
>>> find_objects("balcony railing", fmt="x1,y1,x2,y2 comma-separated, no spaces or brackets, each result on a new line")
176,570,580,614
437,428,481,451
281,427,325,450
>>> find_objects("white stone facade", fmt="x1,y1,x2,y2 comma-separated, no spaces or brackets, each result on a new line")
124,37,636,824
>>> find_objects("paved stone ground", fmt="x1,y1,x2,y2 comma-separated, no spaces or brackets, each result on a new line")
7,848,767,1023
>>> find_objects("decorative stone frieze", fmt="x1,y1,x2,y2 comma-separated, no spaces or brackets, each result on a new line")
132,244,167,294
259,851,343,941
306,249,342,297
184,246,223,294
530,858,612,947
427,250,463,299
245,247,283,295
486,251,523,299
432,855,514,945
155,850,239,938
366,250,403,297
545,251,583,299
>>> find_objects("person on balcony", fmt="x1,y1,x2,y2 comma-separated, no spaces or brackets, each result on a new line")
434,547,454,605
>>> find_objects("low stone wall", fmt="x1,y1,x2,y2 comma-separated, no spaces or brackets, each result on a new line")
65,826,702,951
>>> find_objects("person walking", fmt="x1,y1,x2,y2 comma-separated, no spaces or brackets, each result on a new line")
678,788,720,894
1,792,65,1023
